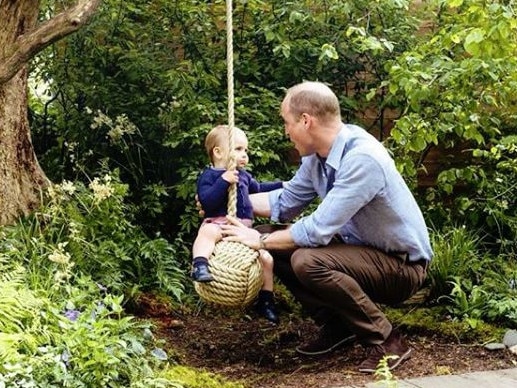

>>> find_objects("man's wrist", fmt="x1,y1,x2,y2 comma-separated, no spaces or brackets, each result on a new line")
259,233,270,250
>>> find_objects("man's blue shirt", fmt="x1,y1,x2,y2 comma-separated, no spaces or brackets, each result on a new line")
269,124,433,262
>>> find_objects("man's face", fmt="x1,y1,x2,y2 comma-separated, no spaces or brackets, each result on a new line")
281,99,313,156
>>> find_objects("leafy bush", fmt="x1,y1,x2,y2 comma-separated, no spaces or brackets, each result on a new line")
384,0,517,251
32,0,420,241
1,172,185,300
428,226,517,328
0,267,172,387
0,176,242,387
427,226,483,300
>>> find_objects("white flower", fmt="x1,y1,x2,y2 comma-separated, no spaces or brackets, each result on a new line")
107,126,124,142
47,184,58,200
68,221,81,240
60,180,76,195
48,250,71,265
91,111,113,129
54,270,69,282
89,178,114,202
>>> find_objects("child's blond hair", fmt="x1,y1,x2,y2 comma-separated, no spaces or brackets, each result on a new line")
204,125,245,164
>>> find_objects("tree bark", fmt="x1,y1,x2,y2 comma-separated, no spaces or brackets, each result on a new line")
0,0,101,225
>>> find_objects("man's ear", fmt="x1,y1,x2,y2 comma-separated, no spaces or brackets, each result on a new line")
301,113,311,130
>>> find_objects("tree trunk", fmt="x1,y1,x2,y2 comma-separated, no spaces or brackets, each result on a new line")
0,67,49,225
0,0,101,225
0,2,46,225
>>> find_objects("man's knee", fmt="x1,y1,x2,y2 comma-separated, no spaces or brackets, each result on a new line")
291,248,320,280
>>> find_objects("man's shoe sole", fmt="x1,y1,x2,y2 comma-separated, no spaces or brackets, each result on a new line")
295,334,356,356
358,348,412,373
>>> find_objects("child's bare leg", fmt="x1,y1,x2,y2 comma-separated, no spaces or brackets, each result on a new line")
191,223,222,282
258,249,274,292
192,223,223,259
255,249,279,323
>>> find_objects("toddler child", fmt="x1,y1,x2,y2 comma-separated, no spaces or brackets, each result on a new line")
192,125,283,324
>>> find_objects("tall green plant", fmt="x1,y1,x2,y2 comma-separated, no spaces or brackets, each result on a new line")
428,226,517,327
1,173,185,300
428,226,482,300
383,0,517,250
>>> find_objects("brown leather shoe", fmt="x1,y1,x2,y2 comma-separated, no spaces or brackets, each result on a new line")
296,323,356,356
358,329,412,373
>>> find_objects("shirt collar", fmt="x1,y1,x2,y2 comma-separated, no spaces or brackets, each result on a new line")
325,124,348,170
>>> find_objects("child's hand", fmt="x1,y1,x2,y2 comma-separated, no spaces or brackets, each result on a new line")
222,169,239,184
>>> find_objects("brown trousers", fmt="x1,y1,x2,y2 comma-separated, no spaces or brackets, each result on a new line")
258,226,427,345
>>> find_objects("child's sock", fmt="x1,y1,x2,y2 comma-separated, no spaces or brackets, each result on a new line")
258,289,274,303
192,256,209,267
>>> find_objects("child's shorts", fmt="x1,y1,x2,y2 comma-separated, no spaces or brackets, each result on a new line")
202,216,253,228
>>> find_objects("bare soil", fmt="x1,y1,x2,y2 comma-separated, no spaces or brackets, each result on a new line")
133,294,517,388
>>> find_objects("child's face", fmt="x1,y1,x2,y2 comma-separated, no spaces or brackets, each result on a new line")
233,131,249,168
211,131,249,168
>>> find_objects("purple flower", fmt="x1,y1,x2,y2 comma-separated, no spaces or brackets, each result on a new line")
64,309,80,321
61,349,71,366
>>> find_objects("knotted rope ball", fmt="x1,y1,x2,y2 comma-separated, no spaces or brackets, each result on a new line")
194,241,263,306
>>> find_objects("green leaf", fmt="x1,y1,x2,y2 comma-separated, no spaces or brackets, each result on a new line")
464,29,485,56
449,0,464,7
319,43,339,60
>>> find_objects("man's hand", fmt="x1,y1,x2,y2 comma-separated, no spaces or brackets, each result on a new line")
195,194,205,217
220,215,261,250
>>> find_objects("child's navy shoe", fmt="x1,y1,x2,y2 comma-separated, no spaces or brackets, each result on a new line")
191,262,214,282
255,299,279,324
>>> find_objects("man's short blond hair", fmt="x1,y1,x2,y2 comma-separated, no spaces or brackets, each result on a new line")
284,81,341,123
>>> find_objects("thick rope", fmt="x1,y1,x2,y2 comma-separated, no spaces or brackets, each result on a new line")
226,0,237,217
195,1,263,307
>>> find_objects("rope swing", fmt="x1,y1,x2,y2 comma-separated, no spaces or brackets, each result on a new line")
194,1,263,307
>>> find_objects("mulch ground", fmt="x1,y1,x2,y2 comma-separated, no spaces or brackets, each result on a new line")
131,293,517,388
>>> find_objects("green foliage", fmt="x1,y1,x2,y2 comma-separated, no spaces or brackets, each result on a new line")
387,306,506,343
0,285,174,387
373,355,399,387
439,268,517,329
160,366,244,388
0,252,172,387
1,172,185,300
383,0,517,251
31,0,420,242
427,226,482,300
0,178,240,387
0,269,45,363
427,226,517,328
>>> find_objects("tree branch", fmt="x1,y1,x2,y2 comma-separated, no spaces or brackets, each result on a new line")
0,0,102,84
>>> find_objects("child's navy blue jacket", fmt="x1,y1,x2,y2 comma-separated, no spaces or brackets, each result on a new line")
197,167,283,220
